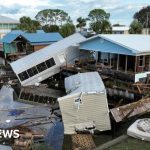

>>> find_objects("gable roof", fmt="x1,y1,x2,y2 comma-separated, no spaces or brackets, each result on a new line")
80,34,150,55
0,15,19,24
2,31,63,44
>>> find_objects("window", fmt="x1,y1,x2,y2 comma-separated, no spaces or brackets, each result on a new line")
36,62,47,72
27,66,38,77
18,71,29,81
45,58,56,68
139,56,144,67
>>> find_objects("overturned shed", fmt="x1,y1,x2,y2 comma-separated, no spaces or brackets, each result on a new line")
10,33,86,86
58,72,111,134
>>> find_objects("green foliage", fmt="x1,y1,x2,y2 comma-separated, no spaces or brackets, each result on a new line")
15,16,41,33
88,9,112,34
42,25,59,32
90,20,112,34
129,20,143,34
35,9,72,26
88,9,110,22
76,17,87,31
134,6,150,28
60,23,75,37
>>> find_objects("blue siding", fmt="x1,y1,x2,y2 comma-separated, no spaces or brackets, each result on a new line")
80,37,137,56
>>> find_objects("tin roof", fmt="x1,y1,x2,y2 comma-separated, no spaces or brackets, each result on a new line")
65,72,106,94
80,34,150,55
0,15,19,24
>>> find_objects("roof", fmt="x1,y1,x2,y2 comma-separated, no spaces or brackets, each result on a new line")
0,15,19,24
23,32,63,43
65,72,106,94
80,34,150,55
10,33,86,74
112,26,129,31
2,31,63,44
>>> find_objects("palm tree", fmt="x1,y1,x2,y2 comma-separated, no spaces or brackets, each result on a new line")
76,17,87,32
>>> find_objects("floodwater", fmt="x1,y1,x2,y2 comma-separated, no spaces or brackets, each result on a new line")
0,85,64,150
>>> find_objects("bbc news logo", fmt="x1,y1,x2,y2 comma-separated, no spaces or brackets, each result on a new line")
0,130,19,138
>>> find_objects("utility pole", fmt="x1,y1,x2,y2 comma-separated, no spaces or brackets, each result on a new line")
146,12,149,35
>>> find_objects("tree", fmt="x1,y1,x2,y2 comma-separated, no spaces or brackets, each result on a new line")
129,20,143,34
35,9,72,26
60,23,75,37
88,9,110,23
134,6,150,28
15,16,41,32
42,25,59,32
76,17,87,32
88,9,111,34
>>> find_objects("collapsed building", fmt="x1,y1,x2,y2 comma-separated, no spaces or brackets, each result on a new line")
58,72,111,134
10,33,86,86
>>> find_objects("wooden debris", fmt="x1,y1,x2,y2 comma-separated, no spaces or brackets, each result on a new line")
110,98,150,122
71,134,96,150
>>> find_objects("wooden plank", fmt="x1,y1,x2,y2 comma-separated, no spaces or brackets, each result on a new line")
110,98,150,122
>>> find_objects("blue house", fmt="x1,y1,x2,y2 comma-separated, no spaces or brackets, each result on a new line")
79,34,150,82
2,30,63,60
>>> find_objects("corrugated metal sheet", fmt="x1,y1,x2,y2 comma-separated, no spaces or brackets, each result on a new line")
10,33,86,75
80,34,150,55
65,72,105,94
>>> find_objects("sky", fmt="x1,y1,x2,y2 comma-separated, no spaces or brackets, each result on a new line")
0,0,150,26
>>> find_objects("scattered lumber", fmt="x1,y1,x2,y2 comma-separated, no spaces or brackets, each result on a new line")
110,97,150,122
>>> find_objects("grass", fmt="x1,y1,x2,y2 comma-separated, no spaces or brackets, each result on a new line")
107,137,150,150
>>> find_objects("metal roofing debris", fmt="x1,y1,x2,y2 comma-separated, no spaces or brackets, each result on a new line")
10,33,86,74
80,34,150,55
0,15,19,24
65,72,106,94
2,31,63,44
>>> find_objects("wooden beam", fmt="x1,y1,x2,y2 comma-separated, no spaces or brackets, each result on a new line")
148,55,150,71
117,54,119,71
134,56,137,73
142,55,145,72
125,55,128,73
